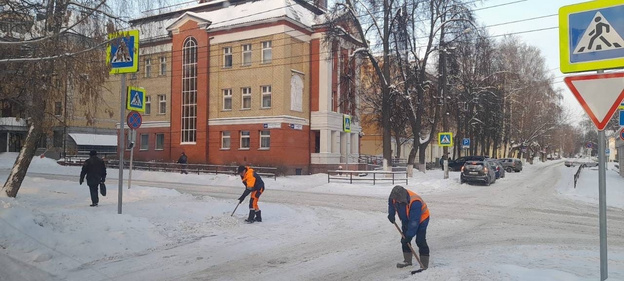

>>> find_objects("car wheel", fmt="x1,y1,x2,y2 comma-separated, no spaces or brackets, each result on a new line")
506,167,512,173
485,177,491,186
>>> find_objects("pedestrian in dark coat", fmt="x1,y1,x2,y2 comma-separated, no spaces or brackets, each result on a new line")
237,165,265,223
80,150,107,207
388,185,430,269
177,152,188,174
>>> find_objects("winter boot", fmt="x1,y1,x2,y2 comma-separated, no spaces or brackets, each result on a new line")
420,254,429,269
396,252,412,268
244,210,255,223
254,210,262,222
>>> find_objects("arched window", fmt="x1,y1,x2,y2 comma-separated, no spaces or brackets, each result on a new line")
181,37,197,143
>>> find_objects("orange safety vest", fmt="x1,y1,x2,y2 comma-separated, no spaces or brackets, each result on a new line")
405,190,430,223
241,166,257,190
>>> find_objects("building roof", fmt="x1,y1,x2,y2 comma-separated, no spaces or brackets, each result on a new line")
69,133,117,146
137,0,324,42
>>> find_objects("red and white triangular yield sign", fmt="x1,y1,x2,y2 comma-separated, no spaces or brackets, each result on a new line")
564,72,624,131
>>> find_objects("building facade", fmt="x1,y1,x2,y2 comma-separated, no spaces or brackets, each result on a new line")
111,0,362,174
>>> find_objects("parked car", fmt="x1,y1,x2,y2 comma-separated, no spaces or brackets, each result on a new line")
564,159,598,167
493,160,505,179
460,160,497,185
501,158,523,172
449,156,489,171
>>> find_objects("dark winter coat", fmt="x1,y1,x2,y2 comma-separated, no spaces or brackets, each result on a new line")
388,190,429,239
177,154,188,164
80,156,107,186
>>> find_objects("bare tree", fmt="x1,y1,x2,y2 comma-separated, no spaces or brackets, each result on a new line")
0,0,159,197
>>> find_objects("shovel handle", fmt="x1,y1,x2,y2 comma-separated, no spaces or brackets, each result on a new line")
393,222,424,269
231,202,241,216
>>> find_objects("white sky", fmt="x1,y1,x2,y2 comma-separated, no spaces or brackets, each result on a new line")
473,0,600,125
1,153,623,280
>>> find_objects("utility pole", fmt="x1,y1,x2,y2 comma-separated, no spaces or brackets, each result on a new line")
439,36,449,179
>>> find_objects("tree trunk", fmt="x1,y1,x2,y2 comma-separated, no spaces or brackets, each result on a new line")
4,123,42,197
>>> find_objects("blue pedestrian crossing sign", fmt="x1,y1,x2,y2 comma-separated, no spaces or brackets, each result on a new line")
438,132,453,147
462,138,470,148
560,1,624,73
107,30,139,74
620,110,624,126
343,114,351,133
127,86,146,112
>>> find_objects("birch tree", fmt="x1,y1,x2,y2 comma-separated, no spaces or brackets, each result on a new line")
0,0,169,197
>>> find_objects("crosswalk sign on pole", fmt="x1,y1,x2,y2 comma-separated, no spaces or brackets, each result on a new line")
107,30,139,74
438,132,453,147
559,1,624,73
127,86,146,112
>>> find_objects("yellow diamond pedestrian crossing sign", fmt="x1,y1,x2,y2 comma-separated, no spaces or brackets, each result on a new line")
438,132,453,147
127,86,146,112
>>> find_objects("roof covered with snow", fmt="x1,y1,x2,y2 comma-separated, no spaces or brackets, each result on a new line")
134,0,324,41
68,133,117,146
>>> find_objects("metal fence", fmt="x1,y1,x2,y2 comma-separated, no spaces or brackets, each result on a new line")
574,164,584,188
327,170,408,185
60,157,277,179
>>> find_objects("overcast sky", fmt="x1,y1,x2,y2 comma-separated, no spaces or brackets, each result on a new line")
474,0,601,126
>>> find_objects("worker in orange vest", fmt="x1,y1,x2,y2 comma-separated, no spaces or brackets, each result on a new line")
388,185,430,269
237,165,265,223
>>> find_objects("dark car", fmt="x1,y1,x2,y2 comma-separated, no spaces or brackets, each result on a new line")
460,160,497,185
493,160,505,179
449,156,489,171
501,158,523,172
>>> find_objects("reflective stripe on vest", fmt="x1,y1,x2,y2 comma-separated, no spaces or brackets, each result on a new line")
406,190,430,223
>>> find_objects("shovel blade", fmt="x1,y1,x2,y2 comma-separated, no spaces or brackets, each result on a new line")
411,268,425,274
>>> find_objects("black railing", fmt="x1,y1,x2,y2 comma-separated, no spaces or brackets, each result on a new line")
60,157,277,179
327,170,408,185
574,164,585,188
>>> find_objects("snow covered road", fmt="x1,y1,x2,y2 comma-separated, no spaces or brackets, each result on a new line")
1,156,623,280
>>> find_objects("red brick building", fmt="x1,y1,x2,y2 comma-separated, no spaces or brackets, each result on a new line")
118,0,361,174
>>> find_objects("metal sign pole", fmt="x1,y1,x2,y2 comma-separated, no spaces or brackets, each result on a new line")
128,129,134,189
598,129,607,280
118,74,126,214
596,69,608,281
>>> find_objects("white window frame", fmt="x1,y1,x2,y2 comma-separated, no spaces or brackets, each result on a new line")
182,37,197,144
261,85,271,108
261,41,272,64
240,131,250,149
140,134,149,150
158,94,166,114
223,89,232,110
221,131,231,149
223,47,232,68
160,56,167,76
145,96,151,115
242,44,252,66
241,87,251,110
155,133,165,150
145,58,151,77
259,130,270,149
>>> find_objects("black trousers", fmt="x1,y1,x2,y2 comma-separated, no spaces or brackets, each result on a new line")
401,218,429,255
88,184,99,205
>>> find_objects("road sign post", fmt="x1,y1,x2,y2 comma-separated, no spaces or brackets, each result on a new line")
126,112,141,190
560,1,624,73
558,1,624,278
107,30,139,215
438,133,453,179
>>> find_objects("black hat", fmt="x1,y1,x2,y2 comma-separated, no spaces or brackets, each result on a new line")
237,165,246,173
389,185,409,204
89,150,97,156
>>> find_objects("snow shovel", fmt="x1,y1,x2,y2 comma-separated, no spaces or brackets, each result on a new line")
230,202,241,216
393,222,425,273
